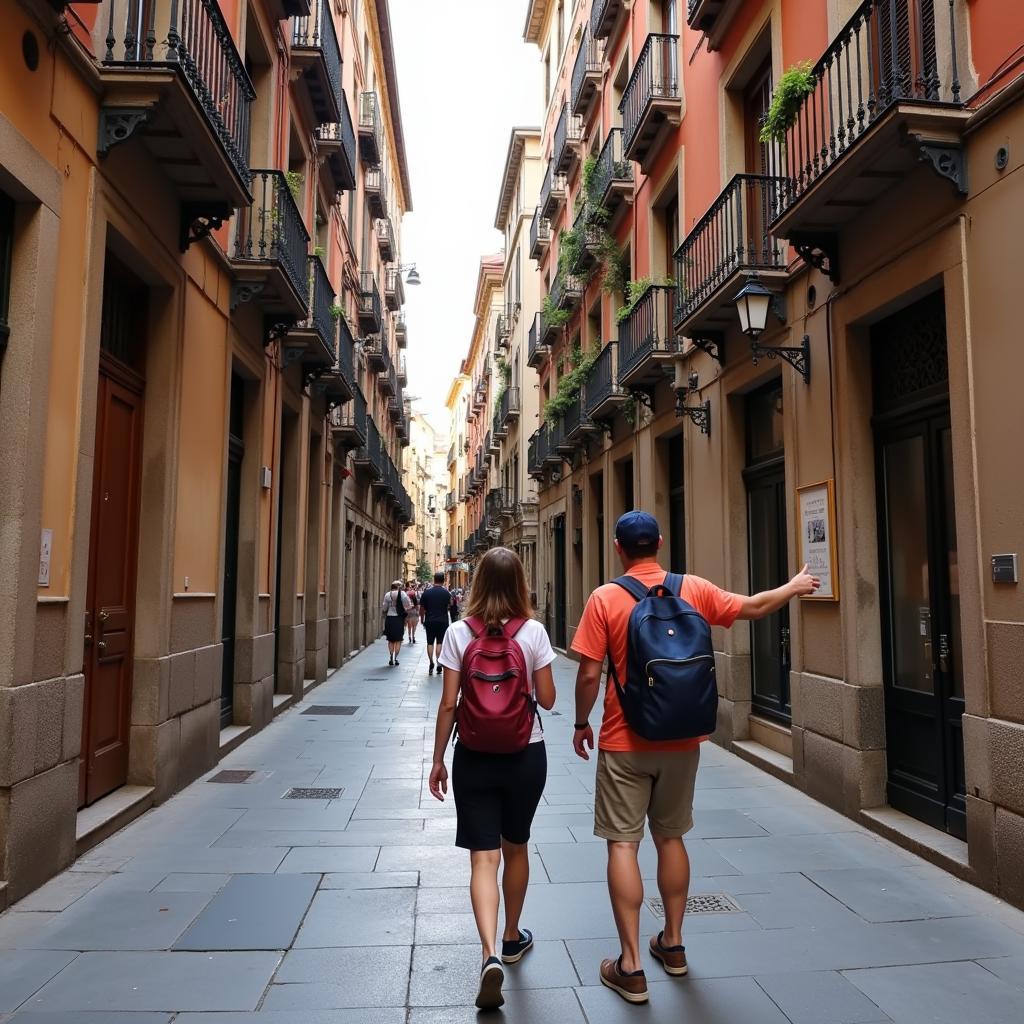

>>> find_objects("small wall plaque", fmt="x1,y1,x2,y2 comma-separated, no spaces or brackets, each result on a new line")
992,554,1018,584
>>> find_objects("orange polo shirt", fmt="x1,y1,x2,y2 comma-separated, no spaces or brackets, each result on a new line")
571,563,744,752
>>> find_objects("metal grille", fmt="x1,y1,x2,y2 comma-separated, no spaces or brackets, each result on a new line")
209,770,256,784
872,291,948,411
646,893,742,916
284,787,344,800
301,705,359,716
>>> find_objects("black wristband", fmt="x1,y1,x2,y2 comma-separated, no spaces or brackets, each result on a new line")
574,722,589,730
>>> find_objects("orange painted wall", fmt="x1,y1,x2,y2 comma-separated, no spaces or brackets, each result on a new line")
967,0,1024,88
174,283,228,593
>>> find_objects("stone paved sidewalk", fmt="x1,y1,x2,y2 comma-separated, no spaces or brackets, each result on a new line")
3,641,1024,1023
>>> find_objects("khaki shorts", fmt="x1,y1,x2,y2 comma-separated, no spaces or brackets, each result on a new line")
594,747,700,842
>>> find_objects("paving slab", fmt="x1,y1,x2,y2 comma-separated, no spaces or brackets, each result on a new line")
803,867,975,922
174,873,319,950
0,952,78,1013
292,887,416,947
408,986,586,1022
755,969,893,1023
264,945,411,1008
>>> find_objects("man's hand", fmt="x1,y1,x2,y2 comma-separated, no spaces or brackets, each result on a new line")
573,725,594,760
790,564,821,597
428,760,448,801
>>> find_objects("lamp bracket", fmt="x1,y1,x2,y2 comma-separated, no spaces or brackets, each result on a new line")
264,316,297,346
790,232,840,284
179,201,233,253
629,388,654,410
751,333,811,385
690,332,725,365
673,385,712,436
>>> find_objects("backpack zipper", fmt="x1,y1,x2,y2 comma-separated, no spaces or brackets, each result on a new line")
645,655,715,687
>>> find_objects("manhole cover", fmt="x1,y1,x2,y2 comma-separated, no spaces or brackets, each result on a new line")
646,893,741,917
284,787,345,800
209,770,256,784
301,705,359,716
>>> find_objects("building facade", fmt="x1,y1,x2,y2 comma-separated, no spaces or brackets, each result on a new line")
0,0,413,905
443,373,471,587
515,0,1024,907
403,411,446,580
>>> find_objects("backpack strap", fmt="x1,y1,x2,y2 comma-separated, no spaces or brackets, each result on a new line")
661,572,685,598
611,575,649,603
463,616,484,639
502,617,527,638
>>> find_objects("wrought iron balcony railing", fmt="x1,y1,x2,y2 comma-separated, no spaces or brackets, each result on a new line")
447,443,457,468
395,311,407,349
365,165,388,220
591,0,625,40
571,202,603,273
376,217,395,261
495,313,510,350
233,169,310,306
551,270,584,312
553,103,583,174
527,312,549,367
290,256,336,365
358,91,383,166
571,27,604,116
500,385,521,425
620,33,681,165
358,270,382,332
530,207,551,259
493,408,508,440
546,416,569,459
618,284,679,387
770,0,965,228
592,128,634,216
331,384,367,447
528,426,549,477
292,0,343,125
563,392,597,444
674,173,788,330
385,265,405,311
586,341,627,421
315,89,357,192
539,160,568,220
100,0,254,189
337,314,356,393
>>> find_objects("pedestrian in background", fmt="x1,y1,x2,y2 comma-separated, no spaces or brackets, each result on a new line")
419,571,453,675
571,511,819,1005
381,581,409,667
428,547,556,1010
405,581,420,645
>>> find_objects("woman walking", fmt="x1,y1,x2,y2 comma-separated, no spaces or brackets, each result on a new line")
381,580,409,666
405,581,421,645
428,547,556,1010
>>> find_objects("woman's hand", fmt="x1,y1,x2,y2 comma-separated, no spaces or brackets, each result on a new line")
428,760,449,801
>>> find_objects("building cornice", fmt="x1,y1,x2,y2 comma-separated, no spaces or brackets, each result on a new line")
523,0,552,45
494,127,542,231
374,0,413,211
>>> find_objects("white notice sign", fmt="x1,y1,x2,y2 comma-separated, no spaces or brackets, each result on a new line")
39,528,53,587
797,480,838,601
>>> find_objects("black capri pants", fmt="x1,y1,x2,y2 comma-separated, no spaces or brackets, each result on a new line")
452,741,547,850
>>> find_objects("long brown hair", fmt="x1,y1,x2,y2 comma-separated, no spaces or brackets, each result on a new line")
463,547,533,627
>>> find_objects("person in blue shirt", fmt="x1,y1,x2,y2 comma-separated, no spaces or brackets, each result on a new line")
418,572,453,675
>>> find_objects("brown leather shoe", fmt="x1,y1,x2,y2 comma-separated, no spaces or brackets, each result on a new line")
600,957,649,1004
649,931,688,976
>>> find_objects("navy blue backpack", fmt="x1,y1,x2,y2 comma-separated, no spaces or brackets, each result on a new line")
607,573,718,741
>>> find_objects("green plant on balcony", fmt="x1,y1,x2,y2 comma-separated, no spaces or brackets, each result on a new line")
329,303,344,321
760,62,816,144
542,293,572,330
285,170,305,201
614,275,675,323
622,393,638,426
544,342,599,424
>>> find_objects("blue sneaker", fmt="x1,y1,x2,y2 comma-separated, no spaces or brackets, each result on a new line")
476,956,504,1009
501,928,534,964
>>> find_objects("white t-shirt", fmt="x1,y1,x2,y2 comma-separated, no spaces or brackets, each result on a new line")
382,590,408,616
438,618,556,744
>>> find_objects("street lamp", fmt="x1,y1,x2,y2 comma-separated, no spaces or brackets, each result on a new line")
398,262,422,286
733,273,810,384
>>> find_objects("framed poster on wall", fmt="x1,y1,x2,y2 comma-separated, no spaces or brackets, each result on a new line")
797,479,839,601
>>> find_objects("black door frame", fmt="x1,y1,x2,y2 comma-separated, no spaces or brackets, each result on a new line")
552,514,567,650
220,374,245,728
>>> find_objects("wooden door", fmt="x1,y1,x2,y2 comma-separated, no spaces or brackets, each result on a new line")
80,357,144,806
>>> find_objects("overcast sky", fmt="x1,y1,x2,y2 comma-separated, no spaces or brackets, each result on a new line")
390,0,541,437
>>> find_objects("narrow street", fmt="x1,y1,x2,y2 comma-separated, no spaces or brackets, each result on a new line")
0,644,1023,1023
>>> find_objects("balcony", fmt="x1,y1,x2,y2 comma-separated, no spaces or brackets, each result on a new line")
548,416,573,459
686,0,744,50
365,166,388,220
97,0,254,244
376,217,396,261
395,311,407,349
385,266,405,311
495,313,510,351
447,443,457,469
674,174,789,337
493,409,508,441
530,208,551,259
310,311,356,405
591,0,625,41
336,317,356,393
500,385,521,425
564,393,598,447
618,284,680,389
769,0,968,256
316,91,357,193
388,390,402,423
284,257,337,368
553,103,583,175
379,352,396,397
486,430,498,459
586,341,628,422
331,384,367,448
485,487,504,524
539,161,568,220
528,427,548,478
357,270,382,332
358,91,383,167
292,0,343,125
363,332,387,373
620,34,681,172
445,490,456,512
360,423,386,488
571,203,604,274
231,169,310,317
592,129,634,225
527,313,549,369
473,380,487,412
396,352,407,386
551,270,584,313
571,29,604,118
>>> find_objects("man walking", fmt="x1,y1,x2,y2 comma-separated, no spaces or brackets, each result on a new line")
571,511,819,1004
418,571,453,675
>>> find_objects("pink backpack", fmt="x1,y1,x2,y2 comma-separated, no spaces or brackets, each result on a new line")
456,617,536,753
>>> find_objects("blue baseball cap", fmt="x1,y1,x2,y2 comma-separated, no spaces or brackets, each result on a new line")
614,510,660,550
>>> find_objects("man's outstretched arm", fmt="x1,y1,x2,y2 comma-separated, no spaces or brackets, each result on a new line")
736,564,820,620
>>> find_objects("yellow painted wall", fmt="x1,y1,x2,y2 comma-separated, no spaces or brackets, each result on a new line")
173,283,228,593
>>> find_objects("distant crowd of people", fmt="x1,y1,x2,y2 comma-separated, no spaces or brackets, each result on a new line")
382,513,819,1010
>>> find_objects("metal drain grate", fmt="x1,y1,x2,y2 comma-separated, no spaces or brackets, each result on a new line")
209,770,256,784
284,787,345,800
646,893,742,917
301,705,359,716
